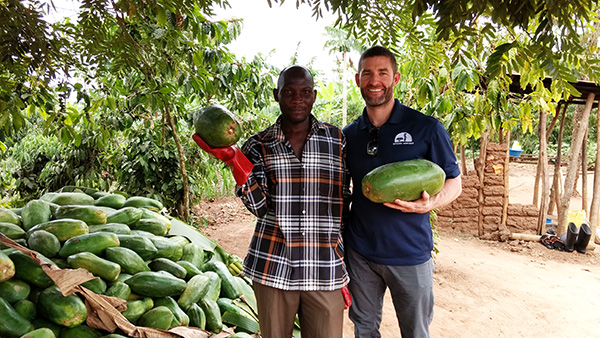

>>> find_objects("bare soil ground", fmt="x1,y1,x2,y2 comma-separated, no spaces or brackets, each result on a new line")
194,163,600,338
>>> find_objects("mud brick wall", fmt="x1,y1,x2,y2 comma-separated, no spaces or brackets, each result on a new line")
437,143,539,239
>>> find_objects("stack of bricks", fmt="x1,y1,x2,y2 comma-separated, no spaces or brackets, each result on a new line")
437,142,540,239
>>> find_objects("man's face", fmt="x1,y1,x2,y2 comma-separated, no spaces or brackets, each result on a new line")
355,56,400,108
274,68,316,125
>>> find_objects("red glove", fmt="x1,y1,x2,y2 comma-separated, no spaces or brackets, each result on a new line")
341,285,352,309
192,133,254,186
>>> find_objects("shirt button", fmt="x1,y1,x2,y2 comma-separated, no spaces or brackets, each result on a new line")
302,210,306,214
302,232,305,236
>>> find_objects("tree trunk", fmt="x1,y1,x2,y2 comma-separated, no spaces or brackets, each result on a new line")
557,93,594,236
162,99,190,221
476,127,490,237
342,50,348,127
460,144,467,174
536,110,549,235
589,102,600,245
549,104,568,216
501,130,510,233
582,128,589,212
533,119,543,206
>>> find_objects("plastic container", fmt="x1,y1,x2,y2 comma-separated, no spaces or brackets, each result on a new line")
509,149,522,157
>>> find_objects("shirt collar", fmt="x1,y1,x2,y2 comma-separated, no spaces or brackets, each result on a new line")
262,114,324,142
356,99,404,130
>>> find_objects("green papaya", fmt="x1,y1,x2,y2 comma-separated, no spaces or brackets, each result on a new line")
0,222,26,239
49,192,95,206
38,285,87,328
67,252,121,281
94,194,127,209
13,299,36,321
149,236,182,261
153,296,189,327
18,327,56,338
186,303,206,330
54,205,107,225
122,196,163,211
27,230,61,258
58,232,120,258
0,250,15,282
117,235,158,261
361,159,446,203
121,297,153,323
105,207,143,225
21,200,52,231
0,208,21,226
125,271,187,298
104,281,131,300
104,247,150,275
27,218,88,243
136,306,173,330
148,257,187,279
60,325,102,338
81,277,107,294
130,218,169,236
193,104,242,147
0,278,31,303
0,297,34,338
88,223,131,235
8,250,55,288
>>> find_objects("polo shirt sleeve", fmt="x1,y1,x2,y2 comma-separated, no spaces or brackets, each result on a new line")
429,121,461,179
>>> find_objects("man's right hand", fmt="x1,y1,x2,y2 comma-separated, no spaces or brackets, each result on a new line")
192,133,253,186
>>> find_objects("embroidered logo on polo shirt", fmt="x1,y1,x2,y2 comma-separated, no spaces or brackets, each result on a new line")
393,132,414,145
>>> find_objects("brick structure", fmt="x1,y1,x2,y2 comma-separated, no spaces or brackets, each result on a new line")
437,142,539,240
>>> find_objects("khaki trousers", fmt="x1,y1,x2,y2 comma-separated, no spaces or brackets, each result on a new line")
253,281,344,338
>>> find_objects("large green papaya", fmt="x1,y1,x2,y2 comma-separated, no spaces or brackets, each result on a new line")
0,296,34,337
0,208,21,226
21,200,52,231
193,104,242,147
37,285,87,328
54,205,107,225
361,159,446,203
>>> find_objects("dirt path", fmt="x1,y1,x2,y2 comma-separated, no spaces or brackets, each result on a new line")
195,162,600,337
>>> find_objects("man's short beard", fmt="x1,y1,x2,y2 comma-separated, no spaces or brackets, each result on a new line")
361,89,393,107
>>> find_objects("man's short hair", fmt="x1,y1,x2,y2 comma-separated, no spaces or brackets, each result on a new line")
277,65,314,89
358,46,398,73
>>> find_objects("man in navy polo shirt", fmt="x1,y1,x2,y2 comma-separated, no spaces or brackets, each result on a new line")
343,46,462,338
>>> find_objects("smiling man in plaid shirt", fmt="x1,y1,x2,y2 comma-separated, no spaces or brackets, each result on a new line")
234,65,351,338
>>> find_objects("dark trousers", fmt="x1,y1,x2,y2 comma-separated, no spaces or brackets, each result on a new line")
346,246,434,338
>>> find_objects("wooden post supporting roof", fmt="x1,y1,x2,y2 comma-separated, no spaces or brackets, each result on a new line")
557,93,595,236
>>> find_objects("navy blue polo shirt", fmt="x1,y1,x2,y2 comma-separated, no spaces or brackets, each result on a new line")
343,99,460,266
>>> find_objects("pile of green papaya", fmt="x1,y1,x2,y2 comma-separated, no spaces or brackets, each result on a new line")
0,186,259,338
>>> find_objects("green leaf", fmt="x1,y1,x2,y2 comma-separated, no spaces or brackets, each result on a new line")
156,6,167,27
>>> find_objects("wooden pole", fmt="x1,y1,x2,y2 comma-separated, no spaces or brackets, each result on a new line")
589,102,600,245
557,93,595,236
537,110,549,235
510,233,541,242
476,127,490,237
533,119,542,206
460,144,467,175
502,130,510,233
582,128,589,213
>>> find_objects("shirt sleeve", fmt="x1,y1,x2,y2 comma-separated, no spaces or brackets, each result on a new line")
429,121,461,179
236,138,270,218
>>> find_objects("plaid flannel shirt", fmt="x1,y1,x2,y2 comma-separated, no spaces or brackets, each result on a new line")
236,115,350,291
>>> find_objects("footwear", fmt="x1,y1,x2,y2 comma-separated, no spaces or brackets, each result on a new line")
575,223,592,254
562,222,579,252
